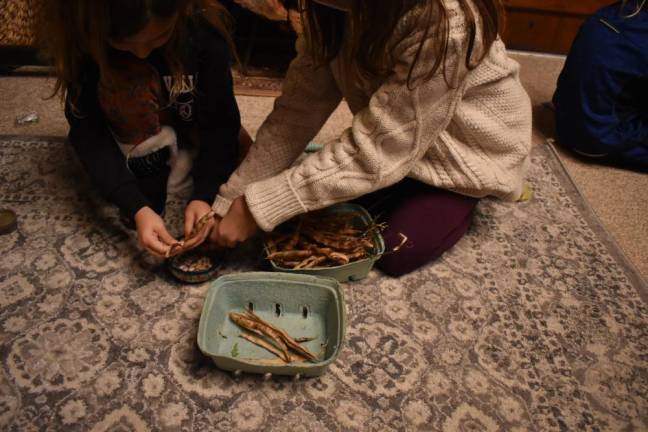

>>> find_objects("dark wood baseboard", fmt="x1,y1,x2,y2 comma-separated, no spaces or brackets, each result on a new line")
502,0,617,54
0,46,44,72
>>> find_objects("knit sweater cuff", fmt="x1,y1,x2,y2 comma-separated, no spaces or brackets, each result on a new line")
211,195,233,218
245,173,306,232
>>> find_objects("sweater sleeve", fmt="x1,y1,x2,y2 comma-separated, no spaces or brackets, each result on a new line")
245,32,465,231
65,66,151,219
211,36,343,217
189,28,242,204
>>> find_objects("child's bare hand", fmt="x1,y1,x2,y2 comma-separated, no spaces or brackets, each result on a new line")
183,200,218,251
211,195,259,248
134,207,178,257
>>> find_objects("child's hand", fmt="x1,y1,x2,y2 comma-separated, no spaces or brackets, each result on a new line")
134,207,178,257
211,196,259,248
183,200,218,250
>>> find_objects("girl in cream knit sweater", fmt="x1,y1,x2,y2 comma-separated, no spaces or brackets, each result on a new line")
209,0,532,276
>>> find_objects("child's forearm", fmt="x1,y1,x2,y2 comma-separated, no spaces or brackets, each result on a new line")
191,32,243,205
65,93,150,218
214,36,343,216
190,126,240,204
68,127,150,218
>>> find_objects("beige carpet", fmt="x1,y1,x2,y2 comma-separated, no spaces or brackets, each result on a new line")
1,53,646,281
511,52,648,281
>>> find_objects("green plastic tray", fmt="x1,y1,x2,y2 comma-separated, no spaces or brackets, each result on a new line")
267,203,385,282
197,272,345,377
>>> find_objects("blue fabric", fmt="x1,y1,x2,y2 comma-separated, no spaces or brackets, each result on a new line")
553,1,648,170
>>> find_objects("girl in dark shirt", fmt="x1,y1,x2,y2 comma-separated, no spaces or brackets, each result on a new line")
38,0,245,256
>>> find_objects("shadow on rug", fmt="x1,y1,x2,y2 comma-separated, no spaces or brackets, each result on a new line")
0,136,646,431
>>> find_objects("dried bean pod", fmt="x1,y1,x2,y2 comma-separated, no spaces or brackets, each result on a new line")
267,250,312,260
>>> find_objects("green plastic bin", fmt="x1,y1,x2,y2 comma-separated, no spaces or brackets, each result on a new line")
267,203,385,282
197,272,345,377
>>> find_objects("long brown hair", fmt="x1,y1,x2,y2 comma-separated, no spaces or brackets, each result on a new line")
37,0,236,104
295,0,503,86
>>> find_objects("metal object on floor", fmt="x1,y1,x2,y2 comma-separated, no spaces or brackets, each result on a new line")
15,111,39,126
0,209,17,235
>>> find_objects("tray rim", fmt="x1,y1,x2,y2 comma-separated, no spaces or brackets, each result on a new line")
196,271,346,375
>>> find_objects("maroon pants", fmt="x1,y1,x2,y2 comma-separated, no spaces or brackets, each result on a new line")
354,179,478,277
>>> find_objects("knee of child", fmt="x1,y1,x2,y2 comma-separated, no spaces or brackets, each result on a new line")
376,252,421,277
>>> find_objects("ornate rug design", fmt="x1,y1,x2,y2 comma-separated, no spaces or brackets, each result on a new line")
0,136,646,431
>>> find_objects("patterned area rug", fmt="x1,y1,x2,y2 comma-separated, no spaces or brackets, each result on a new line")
0,136,647,431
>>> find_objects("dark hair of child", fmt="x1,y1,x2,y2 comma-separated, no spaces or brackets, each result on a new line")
37,0,236,106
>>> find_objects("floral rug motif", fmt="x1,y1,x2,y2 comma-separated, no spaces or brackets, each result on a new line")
0,136,647,431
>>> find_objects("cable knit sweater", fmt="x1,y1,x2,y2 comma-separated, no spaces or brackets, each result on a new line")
212,0,532,231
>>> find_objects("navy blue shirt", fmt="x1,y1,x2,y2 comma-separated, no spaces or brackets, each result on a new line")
553,1,648,164
66,17,241,218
